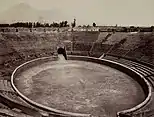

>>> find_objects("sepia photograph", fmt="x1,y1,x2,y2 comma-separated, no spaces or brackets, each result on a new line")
0,0,154,117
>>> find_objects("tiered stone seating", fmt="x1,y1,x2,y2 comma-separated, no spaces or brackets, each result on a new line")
108,49,129,56
96,32,110,43
123,33,154,63
0,108,33,117
0,32,60,116
102,32,128,45
90,43,112,57
102,54,154,117
73,42,92,51
0,79,42,116
72,31,100,43
140,56,154,65
103,55,154,89
0,79,4,85
67,31,100,56
0,103,10,109
93,32,154,66
1,30,154,116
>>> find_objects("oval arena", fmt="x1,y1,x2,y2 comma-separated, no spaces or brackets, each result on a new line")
11,54,150,117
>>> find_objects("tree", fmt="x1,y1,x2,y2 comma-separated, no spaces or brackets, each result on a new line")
64,21,68,27
52,22,59,27
87,25,90,28
83,25,86,28
36,22,41,27
60,21,64,27
71,19,76,28
0,24,9,27
74,19,76,27
122,27,128,32
93,22,96,27
130,26,135,32
33,22,36,28
44,23,49,27
151,26,154,32
28,22,33,28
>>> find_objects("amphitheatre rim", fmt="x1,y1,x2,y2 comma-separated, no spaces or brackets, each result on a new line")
10,55,152,117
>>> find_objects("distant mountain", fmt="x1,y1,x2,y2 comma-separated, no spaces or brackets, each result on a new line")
0,3,70,23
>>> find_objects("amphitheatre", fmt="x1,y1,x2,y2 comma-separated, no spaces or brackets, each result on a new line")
0,27,154,117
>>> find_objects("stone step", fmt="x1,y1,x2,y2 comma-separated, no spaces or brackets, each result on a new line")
130,67,154,89
118,58,154,73
4,91,37,110
131,67,148,77
0,103,9,109
146,77,154,90
5,92,23,104
132,66,151,77
107,58,154,77
0,80,5,91
150,76,154,82
135,66,154,76
7,81,15,92
0,80,14,92
3,80,9,91
0,108,33,117
137,92,154,117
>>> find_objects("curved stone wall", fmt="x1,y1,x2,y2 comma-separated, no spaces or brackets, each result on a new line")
11,55,152,117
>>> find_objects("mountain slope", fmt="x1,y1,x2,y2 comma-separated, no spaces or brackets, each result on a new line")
0,3,70,23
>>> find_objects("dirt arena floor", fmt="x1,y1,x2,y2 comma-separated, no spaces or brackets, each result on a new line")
14,56,145,117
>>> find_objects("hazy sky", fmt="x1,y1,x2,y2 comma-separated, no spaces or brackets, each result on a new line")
0,0,154,26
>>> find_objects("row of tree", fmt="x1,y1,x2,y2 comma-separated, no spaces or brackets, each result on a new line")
0,19,99,28
99,26,154,32
0,21,70,28
120,26,154,32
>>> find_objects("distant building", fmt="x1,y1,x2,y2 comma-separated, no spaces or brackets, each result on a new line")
68,27,99,32
140,27,153,32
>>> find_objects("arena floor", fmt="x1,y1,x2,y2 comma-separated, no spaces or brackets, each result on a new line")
14,56,145,117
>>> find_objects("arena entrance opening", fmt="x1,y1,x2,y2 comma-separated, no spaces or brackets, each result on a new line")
57,47,67,60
